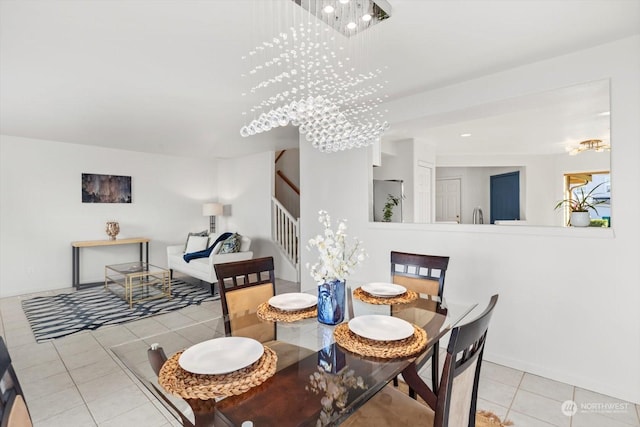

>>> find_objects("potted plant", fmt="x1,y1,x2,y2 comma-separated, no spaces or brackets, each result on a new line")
382,193,403,222
554,182,608,227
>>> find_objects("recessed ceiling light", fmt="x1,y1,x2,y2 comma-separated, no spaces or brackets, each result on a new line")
362,13,372,22
347,22,357,30
460,133,472,137
323,5,335,13
339,0,350,4
598,111,611,116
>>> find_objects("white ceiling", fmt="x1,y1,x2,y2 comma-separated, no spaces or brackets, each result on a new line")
386,78,612,156
1,0,638,159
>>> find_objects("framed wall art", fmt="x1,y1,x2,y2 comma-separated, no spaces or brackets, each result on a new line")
82,173,132,203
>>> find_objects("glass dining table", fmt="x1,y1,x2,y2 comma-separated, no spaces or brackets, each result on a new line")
110,288,476,427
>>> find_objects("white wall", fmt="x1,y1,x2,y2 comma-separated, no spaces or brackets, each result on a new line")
0,135,218,297
218,151,297,282
300,36,640,404
373,139,414,222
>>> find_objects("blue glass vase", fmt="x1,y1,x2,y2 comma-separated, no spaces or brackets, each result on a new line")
317,279,346,325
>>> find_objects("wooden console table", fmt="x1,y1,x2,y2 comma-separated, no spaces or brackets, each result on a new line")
71,237,150,289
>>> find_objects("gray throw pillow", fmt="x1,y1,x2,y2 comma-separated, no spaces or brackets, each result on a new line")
184,230,208,252
218,233,241,254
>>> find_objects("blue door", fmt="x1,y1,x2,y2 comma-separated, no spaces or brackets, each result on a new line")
490,172,520,224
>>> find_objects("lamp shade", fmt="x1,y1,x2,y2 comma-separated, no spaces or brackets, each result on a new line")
202,203,223,216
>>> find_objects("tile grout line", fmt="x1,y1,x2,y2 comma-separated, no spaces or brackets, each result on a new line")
569,382,576,427
502,370,525,423
103,342,177,426
38,340,100,426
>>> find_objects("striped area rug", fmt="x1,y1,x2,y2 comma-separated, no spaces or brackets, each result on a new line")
22,280,219,342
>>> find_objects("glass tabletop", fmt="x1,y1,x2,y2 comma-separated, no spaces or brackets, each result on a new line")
110,289,476,427
105,261,167,275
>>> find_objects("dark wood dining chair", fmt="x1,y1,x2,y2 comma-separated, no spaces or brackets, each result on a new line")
215,257,277,342
146,344,197,427
0,337,32,427
214,257,314,371
390,251,450,395
343,294,499,427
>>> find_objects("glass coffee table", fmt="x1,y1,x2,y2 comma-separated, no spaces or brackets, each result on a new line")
105,261,171,308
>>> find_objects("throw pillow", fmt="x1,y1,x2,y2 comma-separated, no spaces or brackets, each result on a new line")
184,230,208,252
184,235,208,254
218,233,241,254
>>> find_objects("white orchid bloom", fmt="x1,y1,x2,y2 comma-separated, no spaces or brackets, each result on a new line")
307,210,367,283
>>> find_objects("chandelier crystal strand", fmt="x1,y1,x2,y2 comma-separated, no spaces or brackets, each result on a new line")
240,0,391,153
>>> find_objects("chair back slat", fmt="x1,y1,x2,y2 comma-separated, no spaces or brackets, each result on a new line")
435,295,499,427
215,257,277,341
392,276,441,296
390,251,450,298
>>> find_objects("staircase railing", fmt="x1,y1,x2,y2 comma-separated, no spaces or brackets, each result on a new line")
275,170,300,219
272,197,300,277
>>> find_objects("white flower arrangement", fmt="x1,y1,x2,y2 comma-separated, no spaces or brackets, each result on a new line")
306,210,367,284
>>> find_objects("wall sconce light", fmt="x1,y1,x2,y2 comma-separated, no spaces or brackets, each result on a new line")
202,203,224,233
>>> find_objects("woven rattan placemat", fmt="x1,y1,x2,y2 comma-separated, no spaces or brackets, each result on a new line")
353,287,419,305
256,302,317,322
333,322,427,359
159,346,277,400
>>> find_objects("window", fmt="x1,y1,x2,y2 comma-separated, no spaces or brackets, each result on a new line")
562,171,611,226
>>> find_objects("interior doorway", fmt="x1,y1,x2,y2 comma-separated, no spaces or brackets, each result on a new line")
436,178,461,223
490,171,520,224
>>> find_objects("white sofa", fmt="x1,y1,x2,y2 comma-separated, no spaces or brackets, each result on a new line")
167,234,253,294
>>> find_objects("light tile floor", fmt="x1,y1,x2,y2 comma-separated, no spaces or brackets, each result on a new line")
1,278,638,427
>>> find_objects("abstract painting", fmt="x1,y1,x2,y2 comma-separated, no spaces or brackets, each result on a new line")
82,173,132,203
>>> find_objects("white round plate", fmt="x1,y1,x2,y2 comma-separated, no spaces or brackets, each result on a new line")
178,337,264,375
268,293,317,311
361,282,407,297
348,315,414,341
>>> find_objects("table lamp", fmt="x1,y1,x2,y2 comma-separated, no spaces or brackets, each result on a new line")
202,203,223,233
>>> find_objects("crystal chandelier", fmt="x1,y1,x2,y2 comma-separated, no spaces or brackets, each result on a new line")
239,0,392,153
568,139,611,156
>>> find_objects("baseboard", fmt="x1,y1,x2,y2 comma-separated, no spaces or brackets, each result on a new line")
483,351,640,405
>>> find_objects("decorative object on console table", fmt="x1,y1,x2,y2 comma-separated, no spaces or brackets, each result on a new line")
307,210,367,325
202,202,224,233
106,221,120,240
